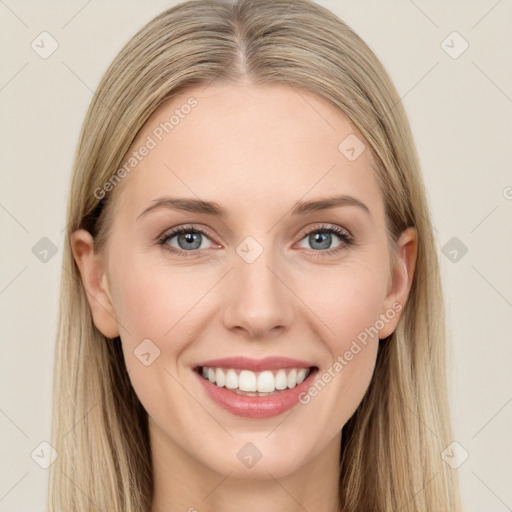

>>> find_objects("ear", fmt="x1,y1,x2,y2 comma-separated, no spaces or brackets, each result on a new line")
378,227,418,339
70,229,120,339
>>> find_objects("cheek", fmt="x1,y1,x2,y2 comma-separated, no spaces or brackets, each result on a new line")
110,258,208,346
295,260,387,415
110,262,204,426
297,281,382,441
302,260,389,353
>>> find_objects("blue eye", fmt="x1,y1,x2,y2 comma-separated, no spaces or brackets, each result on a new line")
297,224,353,256
157,223,353,258
158,225,213,256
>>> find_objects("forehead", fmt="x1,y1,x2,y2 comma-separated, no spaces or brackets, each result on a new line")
111,82,384,222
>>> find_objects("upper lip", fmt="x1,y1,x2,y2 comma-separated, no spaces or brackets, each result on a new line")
195,356,315,372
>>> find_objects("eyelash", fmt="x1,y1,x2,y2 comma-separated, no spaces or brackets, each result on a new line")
156,223,354,258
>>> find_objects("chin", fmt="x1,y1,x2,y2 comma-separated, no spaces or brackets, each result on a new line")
188,428,326,480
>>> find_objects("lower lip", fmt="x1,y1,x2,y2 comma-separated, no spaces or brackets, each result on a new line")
195,368,317,419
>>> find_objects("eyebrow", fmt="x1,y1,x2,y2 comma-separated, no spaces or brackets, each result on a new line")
136,194,371,220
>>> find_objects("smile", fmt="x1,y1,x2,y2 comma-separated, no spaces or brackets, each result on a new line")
194,357,318,418
199,366,311,395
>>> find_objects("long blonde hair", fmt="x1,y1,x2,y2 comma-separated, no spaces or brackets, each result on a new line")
49,1,461,510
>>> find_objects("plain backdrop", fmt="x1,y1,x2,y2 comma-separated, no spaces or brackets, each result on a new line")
1,1,511,510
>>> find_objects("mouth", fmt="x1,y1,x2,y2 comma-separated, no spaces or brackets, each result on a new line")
197,366,313,395
193,357,318,418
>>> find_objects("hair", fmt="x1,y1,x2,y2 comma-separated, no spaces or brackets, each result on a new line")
48,0,462,510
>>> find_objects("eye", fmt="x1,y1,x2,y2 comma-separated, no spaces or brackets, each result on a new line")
296,224,353,256
158,225,215,256
156,223,354,258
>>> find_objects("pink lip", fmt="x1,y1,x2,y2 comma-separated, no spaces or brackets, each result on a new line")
195,356,313,372
194,365,318,419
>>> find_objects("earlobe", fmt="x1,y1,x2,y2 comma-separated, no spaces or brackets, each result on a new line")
70,229,120,339
378,227,418,339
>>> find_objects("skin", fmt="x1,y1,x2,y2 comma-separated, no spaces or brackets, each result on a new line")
71,82,417,512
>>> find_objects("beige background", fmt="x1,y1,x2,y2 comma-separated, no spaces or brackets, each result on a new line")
1,1,511,510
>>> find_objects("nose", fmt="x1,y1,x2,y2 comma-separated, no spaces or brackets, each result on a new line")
221,245,295,340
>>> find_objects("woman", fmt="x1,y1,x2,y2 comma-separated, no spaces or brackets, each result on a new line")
48,0,462,510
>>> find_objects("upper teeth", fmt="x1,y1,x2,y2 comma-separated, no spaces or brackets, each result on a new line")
201,367,310,393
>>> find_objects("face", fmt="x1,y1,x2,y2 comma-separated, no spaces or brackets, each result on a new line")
72,82,416,480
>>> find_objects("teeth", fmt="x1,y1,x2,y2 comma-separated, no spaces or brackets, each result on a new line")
239,370,257,392
296,368,308,384
257,371,274,392
199,366,311,393
275,369,288,390
215,368,225,387
225,369,238,389
287,368,297,388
